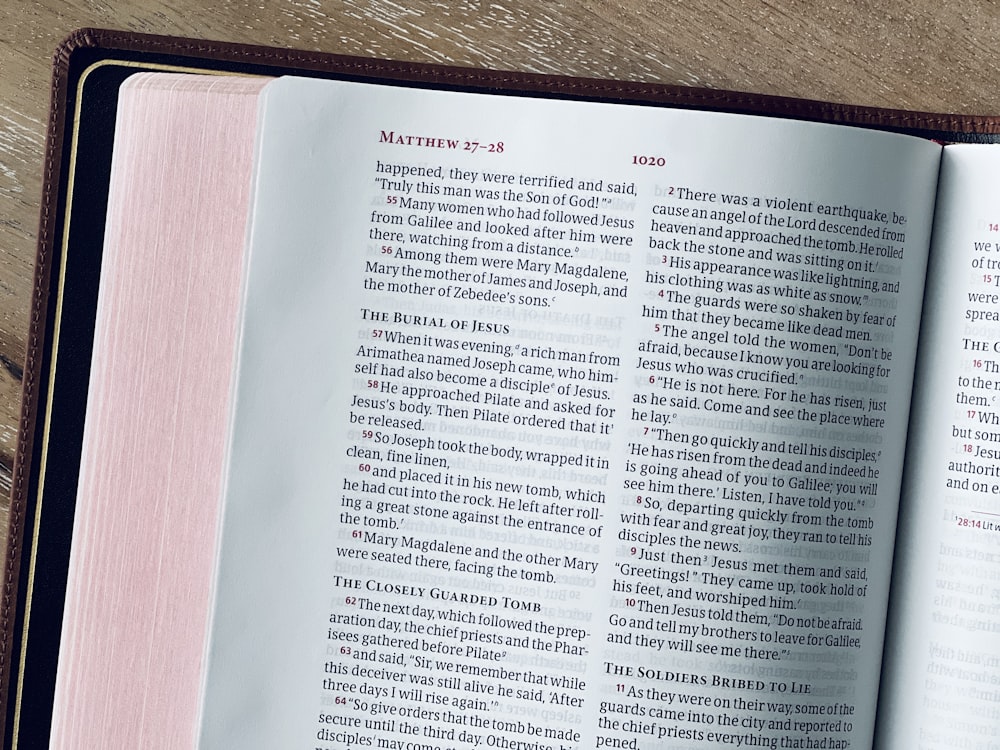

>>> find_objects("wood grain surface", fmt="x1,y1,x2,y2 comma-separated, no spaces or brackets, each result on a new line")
3,0,1000,562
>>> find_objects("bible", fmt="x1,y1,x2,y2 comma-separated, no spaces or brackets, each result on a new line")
4,29,1000,750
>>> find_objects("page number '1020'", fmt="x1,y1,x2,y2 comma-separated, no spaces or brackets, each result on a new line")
632,155,666,166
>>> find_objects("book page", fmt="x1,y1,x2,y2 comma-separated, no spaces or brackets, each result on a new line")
198,77,941,749
875,145,1000,749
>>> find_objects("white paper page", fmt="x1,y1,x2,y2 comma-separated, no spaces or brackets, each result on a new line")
198,77,941,749
876,145,1000,750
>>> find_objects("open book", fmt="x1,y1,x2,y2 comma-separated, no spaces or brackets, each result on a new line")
4,30,1000,750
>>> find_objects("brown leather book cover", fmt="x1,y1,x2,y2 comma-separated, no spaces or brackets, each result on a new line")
5,28,1000,748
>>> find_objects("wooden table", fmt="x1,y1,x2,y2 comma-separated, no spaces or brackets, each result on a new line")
3,0,1000,560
